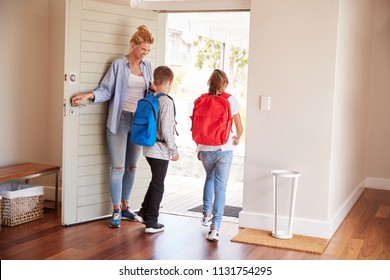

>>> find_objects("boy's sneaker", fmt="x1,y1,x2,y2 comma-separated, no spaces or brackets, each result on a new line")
145,223,165,234
121,208,144,223
137,209,144,219
206,229,219,242
201,215,212,227
108,210,122,228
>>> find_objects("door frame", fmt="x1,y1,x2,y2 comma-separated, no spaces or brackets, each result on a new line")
133,0,250,12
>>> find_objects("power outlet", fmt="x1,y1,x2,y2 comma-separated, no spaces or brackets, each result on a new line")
260,96,271,111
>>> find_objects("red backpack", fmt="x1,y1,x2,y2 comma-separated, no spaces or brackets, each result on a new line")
190,93,232,146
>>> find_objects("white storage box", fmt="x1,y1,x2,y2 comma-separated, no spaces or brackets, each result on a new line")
0,183,44,226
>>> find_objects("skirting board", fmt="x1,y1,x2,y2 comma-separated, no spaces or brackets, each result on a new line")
365,178,390,191
239,185,366,239
44,185,62,201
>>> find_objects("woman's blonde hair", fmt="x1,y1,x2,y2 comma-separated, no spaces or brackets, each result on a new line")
208,69,229,95
130,25,154,47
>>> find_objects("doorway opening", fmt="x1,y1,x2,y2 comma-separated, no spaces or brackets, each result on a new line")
160,12,250,223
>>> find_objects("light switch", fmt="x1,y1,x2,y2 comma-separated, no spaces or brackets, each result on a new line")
260,96,271,111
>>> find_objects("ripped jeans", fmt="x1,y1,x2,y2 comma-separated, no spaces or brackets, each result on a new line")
106,111,142,206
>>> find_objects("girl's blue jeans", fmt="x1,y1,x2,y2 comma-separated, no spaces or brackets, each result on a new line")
106,111,142,206
200,150,233,230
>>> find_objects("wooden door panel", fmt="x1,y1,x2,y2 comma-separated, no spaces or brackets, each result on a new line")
63,0,160,225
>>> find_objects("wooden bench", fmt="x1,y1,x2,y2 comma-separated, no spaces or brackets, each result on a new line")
0,162,60,211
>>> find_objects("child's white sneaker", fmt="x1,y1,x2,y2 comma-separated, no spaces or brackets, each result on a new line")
201,215,212,227
206,229,219,242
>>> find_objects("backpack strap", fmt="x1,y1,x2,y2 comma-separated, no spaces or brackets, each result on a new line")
220,92,233,133
220,92,231,99
217,92,233,133
146,92,165,122
154,92,166,98
208,92,232,99
165,95,179,136
155,93,179,144
154,92,166,143
202,92,231,99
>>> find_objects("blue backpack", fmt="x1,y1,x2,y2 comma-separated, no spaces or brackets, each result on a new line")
130,92,166,146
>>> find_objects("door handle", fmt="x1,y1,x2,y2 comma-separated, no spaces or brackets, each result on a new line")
68,101,85,116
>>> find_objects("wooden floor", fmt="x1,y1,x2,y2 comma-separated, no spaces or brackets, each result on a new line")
0,188,388,260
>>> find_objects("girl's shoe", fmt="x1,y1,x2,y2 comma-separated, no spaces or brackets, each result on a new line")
201,215,212,227
206,229,219,241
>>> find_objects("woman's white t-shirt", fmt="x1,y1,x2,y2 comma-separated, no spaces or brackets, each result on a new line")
123,73,147,112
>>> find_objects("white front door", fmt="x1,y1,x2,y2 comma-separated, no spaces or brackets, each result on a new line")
62,0,163,225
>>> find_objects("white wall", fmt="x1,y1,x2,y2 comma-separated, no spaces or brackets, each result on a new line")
0,0,49,166
240,0,390,238
241,0,340,238
329,0,375,229
0,0,65,200
47,0,66,167
0,0,64,169
366,0,390,182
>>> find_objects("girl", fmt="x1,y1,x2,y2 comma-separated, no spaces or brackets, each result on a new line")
197,69,243,241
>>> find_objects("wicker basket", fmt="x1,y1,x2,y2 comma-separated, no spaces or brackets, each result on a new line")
0,183,44,226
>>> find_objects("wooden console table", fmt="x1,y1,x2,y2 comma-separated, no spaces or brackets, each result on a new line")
0,162,60,211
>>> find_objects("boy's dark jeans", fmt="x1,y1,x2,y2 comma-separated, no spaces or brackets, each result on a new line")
140,157,169,227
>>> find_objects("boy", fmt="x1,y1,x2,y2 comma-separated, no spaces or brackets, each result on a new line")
138,66,179,233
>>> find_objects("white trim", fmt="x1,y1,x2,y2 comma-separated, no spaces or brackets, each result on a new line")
130,0,137,8
239,182,366,239
135,0,250,12
328,184,366,237
44,185,62,202
364,177,390,191
93,0,133,7
239,211,335,239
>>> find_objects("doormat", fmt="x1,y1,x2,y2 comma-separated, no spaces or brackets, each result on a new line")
188,205,242,218
231,228,329,254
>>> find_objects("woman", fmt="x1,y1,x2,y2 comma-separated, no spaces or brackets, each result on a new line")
71,25,155,228
197,69,243,241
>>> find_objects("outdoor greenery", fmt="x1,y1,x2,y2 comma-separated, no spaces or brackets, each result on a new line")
167,33,248,149
193,35,248,99
193,36,223,70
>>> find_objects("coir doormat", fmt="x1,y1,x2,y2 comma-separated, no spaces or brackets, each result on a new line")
188,205,242,218
231,228,329,254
